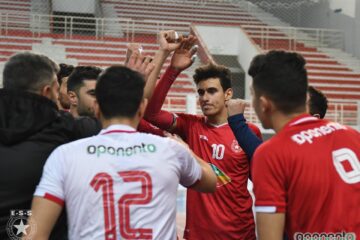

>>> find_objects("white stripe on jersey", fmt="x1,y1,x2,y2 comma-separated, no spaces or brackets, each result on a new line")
289,116,318,126
255,206,277,213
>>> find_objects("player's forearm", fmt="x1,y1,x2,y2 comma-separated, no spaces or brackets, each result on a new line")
26,197,63,240
137,119,165,137
143,50,170,99
145,66,180,115
228,113,262,160
256,213,285,240
190,150,217,193
22,216,49,240
144,66,180,130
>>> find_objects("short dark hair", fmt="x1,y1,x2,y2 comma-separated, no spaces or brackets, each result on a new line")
67,66,102,94
3,52,59,93
96,66,145,119
249,50,308,113
193,63,232,91
57,63,74,84
308,86,328,119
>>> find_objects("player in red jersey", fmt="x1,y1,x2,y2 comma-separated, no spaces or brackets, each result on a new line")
144,38,261,239
250,50,360,239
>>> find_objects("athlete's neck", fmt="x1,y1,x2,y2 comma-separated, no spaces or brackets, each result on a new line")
101,117,139,130
272,111,307,133
206,111,228,126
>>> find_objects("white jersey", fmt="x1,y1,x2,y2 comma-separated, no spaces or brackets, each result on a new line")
35,124,202,240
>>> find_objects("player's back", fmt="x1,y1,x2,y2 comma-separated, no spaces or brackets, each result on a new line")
37,125,199,240
266,116,360,236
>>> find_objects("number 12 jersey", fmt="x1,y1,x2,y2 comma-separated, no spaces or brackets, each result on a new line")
35,124,202,240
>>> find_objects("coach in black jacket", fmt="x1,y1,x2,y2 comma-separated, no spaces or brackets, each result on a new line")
0,52,101,239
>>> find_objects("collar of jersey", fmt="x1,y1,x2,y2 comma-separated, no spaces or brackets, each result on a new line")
285,113,318,128
100,124,137,135
204,117,228,128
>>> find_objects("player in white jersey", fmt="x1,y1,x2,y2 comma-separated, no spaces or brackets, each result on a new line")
27,66,217,240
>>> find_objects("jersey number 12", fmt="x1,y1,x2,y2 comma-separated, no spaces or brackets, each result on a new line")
91,171,153,239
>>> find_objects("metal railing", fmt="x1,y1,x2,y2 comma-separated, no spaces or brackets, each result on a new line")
0,12,191,41
242,25,344,51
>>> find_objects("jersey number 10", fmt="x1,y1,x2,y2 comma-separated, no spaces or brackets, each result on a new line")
91,171,153,240
211,144,225,160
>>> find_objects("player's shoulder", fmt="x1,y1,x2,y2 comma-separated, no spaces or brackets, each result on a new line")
253,131,285,160
254,137,276,154
135,131,177,146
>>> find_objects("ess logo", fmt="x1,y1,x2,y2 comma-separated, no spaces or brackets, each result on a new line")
6,210,37,240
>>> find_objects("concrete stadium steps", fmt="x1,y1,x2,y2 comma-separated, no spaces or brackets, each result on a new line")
0,0,31,12
308,71,360,78
111,5,255,19
0,36,38,58
111,5,253,17
0,0,31,29
306,65,351,71
308,69,360,100
102,0,272,26
253,38,360,103
102,0,248,13
244,29,360,102
251,38,317,52
309,77,360,86
319,93,360,100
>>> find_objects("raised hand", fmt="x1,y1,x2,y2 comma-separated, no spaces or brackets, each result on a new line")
124,43,143,65
126,51,155,81
159,30,183,52
170,35,198,71
225,99,247,117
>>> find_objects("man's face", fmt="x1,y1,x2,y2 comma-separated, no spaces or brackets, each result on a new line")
59,77,70,109
76,80,97,117
197,78,230,118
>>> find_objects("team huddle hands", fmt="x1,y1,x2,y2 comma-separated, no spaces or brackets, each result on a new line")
126,30,198,78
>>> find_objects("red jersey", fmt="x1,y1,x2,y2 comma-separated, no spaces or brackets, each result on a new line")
252,114,360,238
173,113,261,240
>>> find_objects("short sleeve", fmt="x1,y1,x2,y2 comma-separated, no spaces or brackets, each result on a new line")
173,113,202,140
34,146,66,206
169,140,202,188
252,143,287,213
